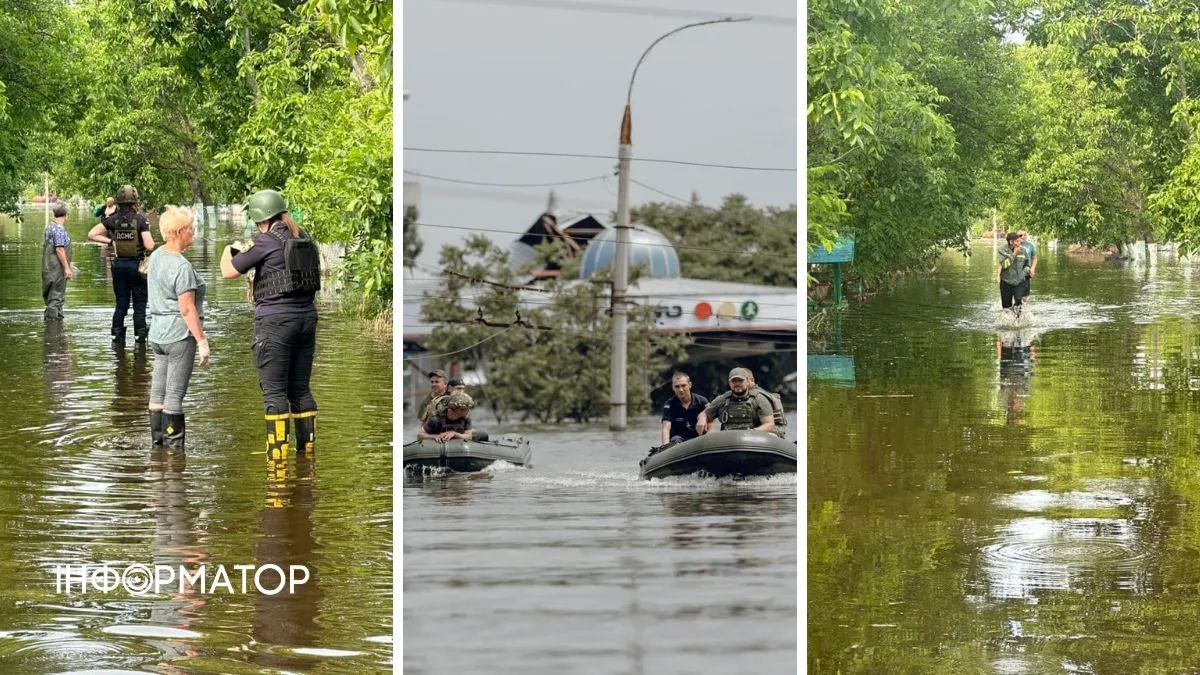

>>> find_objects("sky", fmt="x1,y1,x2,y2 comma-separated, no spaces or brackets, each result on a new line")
401,0,799,283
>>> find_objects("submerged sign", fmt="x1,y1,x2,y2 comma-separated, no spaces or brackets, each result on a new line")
807,354,855,383
808,236,855,264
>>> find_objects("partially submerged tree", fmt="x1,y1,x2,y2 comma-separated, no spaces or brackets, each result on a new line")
419,235,689,424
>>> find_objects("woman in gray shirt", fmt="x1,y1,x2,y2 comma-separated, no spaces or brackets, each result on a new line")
147,206,210,448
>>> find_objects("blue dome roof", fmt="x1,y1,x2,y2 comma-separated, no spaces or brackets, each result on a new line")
580,226,681,279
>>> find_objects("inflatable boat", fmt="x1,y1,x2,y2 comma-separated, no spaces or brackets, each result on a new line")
403,435,532,472
639,430,796,480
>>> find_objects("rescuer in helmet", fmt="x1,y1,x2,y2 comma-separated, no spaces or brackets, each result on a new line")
219,189,321,459
87,185,156,344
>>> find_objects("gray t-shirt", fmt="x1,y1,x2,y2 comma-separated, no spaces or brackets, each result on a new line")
147,248,206,344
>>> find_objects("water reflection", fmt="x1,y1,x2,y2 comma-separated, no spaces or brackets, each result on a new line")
997,329,1036,426
43,320,71,409
250,456,323,670
111,342,150,433
809,244,1200,672
143,448,205,663
403,470,491,505
657,483,794,551
0,209,391,670
978,517,1153,599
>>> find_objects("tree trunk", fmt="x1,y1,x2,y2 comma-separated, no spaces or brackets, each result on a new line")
239,12,261,103
348,50,375,93
177,115,211,207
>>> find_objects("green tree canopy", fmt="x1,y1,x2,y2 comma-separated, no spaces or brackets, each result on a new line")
631,195,797,288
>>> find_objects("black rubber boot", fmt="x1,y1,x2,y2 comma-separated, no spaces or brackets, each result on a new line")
163,412,185,449
150,410,165,445
112,326,126,344
135,328,149,343
265,414,291,460
293,412,316,457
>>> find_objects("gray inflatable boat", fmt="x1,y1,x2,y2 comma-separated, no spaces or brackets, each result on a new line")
403,435,532,472
639,430,796,480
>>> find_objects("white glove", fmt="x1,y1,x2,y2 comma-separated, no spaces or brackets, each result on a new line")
197,338,210,366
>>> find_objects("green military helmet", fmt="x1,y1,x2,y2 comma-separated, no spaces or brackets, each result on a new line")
246,189,289,224
115,185,139,205
446,391,475,410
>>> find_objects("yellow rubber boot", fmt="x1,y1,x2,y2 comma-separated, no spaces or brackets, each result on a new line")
265,413,291,460
293,411,316,457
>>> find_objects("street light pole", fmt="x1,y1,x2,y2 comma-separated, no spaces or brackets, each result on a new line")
609,16,749,431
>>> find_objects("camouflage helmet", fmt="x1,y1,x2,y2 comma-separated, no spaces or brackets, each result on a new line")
246,189,288,223
446,391,475,410
115,185,139,205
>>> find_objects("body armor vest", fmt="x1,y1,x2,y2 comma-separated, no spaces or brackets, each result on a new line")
718,394,760,430
252,226,321,302
757,389,787,439
111,214,141,258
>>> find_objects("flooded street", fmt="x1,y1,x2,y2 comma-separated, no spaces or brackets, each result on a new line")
808,242,1200,672
0,210,392,672
403,414,797,675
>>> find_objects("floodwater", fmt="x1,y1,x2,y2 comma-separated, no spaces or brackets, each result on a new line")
0,209,392,672
809,242,1200,672
403,413,798,675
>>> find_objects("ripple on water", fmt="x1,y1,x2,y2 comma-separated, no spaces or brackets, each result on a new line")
101,624,203,639
0,628,147,666
53,671,150,675
979,517,1153,600
508,470,797,490
288,646,367,657
953,295,1112,334
996,489,1135,512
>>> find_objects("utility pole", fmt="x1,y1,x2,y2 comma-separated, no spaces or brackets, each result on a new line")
609,17,749,430
992,209,998,267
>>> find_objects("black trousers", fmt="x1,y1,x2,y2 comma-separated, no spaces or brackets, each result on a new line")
999,280,1030,309
112,258,147,336
253,313,318,415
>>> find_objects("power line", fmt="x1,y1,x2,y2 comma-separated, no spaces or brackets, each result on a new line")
404,169,694,204
403,169,610,188
402,257,554,293
412,325,519,358
631,178,691,203
435,0,797,25
403,146,797,172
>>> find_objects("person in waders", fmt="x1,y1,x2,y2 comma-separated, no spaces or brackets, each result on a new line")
219,190,321,459
996,231,1031,315
87,185,156,344
42,202,74,321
